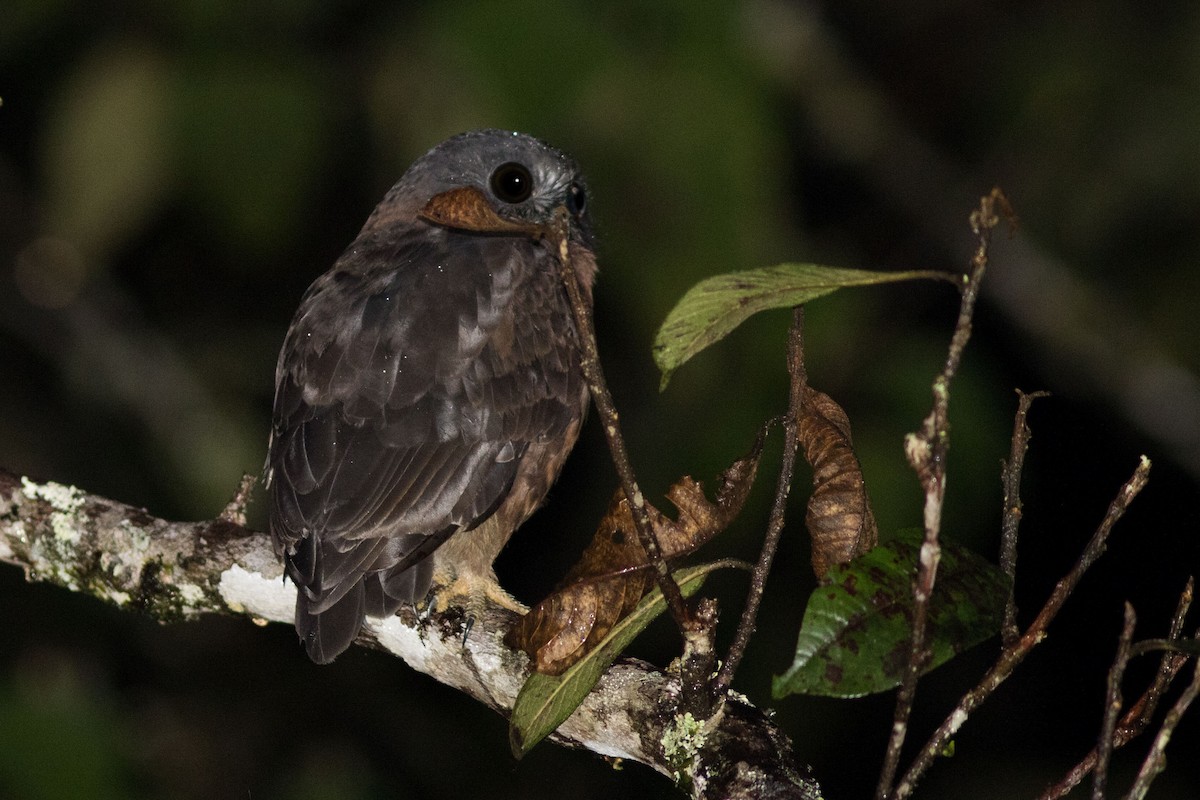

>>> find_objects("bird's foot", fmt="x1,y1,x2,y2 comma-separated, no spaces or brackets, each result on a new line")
428,571,528,618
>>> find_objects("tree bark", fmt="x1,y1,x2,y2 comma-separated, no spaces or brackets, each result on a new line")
0,469,822,800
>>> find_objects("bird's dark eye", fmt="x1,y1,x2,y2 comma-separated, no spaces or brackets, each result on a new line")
489,162,533,203
567,182,586,216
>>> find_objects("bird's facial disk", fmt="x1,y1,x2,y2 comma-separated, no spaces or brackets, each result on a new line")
418,144,590,239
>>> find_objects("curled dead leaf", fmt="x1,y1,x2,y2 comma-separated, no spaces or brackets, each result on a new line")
507,431,764,674
798,387,878,579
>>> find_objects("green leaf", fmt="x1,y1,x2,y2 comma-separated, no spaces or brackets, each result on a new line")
773,529,1008,699
509,559,744,757
653,264,951,389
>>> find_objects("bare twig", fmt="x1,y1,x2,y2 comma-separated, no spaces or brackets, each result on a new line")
1000,389,1050,645
1124,640,1200,800
548,211,730,719
876,188,1012,800
1127,638,1200,659
1038,578,1194,800
1093,603,1138,800
1150,577,1196,697
218,473,258,526
0,469,823,800
1038,660,1192,800
714,306,806,697
548,211,692,633
892,456,1152,800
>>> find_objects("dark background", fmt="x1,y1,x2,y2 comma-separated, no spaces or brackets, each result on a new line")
2,2,1198,798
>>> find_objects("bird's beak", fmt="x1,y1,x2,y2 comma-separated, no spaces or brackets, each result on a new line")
419,186,545,238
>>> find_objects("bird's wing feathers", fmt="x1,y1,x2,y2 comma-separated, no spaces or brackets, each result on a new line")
267,229,577,621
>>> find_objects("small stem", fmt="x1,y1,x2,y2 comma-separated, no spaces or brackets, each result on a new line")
548,211,692,632
1038,658,1190,800
219,473,258,526
999,389,1049,645
713,306,806,697
1124,640,1200,800
892,456,1152,800
1038,578,1193,800
877,188,1011,800
1093,603,1137,800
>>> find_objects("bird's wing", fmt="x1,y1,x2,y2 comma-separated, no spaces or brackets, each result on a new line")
267,229,580,621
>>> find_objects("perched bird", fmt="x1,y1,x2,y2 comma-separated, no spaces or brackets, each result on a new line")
266,130,595,663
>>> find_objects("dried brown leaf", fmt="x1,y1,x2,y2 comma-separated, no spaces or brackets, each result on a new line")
799,387,878,579
508,434,764,674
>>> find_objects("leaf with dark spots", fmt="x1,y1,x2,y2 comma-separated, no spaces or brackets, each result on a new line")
507,430,765,675
773,529,1009,699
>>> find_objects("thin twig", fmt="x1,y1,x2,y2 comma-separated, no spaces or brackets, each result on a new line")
548,210,692,633
891,456,1152,800
1127,638,1200,659
713,306,807,697
219,473,258,526
1093,603,1138,800
1038,578,1193,800
999,389,1050,645
876,188,1011,800
1124,638,1200,800
1151,577,1196,693
1038,658,1191,800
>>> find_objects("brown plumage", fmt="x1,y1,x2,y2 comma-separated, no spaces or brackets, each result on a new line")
266,130,595,663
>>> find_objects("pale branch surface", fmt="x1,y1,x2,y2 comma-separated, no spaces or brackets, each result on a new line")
0,469,821,800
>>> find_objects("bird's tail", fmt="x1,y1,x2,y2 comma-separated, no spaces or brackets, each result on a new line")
295,583,365,665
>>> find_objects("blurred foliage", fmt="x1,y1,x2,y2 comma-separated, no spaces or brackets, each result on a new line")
0,651,136,800
1,1,1198,799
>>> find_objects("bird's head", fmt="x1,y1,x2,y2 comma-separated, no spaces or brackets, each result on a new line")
363,129,595,250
